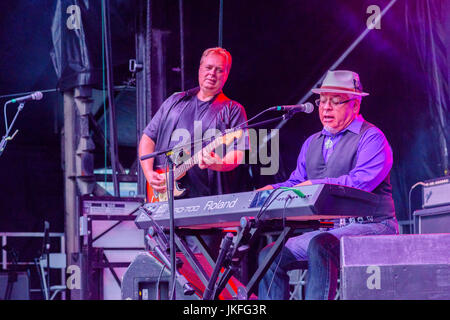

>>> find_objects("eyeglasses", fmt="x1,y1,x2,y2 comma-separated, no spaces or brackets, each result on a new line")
315,97,356,108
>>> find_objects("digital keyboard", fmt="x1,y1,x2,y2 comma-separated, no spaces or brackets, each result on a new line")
135,184,394,230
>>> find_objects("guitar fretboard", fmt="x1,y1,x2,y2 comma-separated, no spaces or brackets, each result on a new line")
173,137,222,179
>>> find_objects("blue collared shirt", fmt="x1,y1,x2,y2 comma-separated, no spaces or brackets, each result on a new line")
271,115,393,192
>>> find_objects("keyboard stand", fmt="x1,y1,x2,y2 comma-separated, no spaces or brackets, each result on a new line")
174,234,211,287
238,224,294,299
174,228,240,299
212,219,324,300
147,209,326,300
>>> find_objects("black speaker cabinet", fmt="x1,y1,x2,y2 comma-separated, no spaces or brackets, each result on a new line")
0,271,30,300
340,233,450,300
121,252,200,300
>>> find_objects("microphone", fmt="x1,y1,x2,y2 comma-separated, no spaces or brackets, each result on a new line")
269,102,314,114
8,91,43,103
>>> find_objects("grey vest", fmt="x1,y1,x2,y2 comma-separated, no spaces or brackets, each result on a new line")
305,121,395,218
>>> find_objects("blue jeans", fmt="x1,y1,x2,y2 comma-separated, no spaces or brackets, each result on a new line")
258,217,398,300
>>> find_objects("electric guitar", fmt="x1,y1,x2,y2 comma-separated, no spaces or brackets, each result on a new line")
146,129,243,202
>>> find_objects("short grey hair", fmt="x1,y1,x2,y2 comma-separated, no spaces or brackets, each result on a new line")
200,47,232,73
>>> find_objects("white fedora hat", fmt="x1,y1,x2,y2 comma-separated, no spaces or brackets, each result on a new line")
311,70,369,96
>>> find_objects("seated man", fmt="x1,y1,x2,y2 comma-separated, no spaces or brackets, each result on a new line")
257,70,398,300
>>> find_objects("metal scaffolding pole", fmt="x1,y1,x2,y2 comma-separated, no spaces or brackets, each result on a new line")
102,0,121,196
179,0,185,91
135,0,153,197
63,86,96,276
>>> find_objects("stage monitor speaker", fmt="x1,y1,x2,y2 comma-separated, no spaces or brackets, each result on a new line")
0,271,30,300
414,204,450,234
340,233,450,300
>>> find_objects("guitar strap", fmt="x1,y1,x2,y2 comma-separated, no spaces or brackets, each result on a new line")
201,94,228,138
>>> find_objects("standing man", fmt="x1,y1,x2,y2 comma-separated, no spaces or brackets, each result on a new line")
139,47,249,200
257,70,398,300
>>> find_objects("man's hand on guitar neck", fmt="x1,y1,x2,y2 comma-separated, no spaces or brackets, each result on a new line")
198,149,244,172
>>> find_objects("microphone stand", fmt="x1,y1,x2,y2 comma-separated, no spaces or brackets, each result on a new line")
166,156,177,300
0,102,25,157
139,147,179,300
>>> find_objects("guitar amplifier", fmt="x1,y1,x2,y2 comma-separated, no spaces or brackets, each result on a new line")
422,176,450,208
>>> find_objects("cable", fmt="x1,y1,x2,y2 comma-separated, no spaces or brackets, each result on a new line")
266,194,292,297
253,188,290,296
3,101,11,132
218,0,223,47
256,186,306,223
255,188,289,222
235,108,272,130
255,187,305,298
163,156,178,301
234,103,298,132
156,264,166,300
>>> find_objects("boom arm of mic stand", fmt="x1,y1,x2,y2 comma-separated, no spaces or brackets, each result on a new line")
139,111,296,162
235,112,295,132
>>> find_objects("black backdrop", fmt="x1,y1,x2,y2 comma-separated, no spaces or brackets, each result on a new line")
0,0,448,240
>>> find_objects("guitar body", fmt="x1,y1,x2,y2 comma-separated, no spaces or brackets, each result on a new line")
146,168,187,203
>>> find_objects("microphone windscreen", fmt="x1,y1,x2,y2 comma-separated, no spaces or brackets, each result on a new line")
33,91,43,100
304,102,314,113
